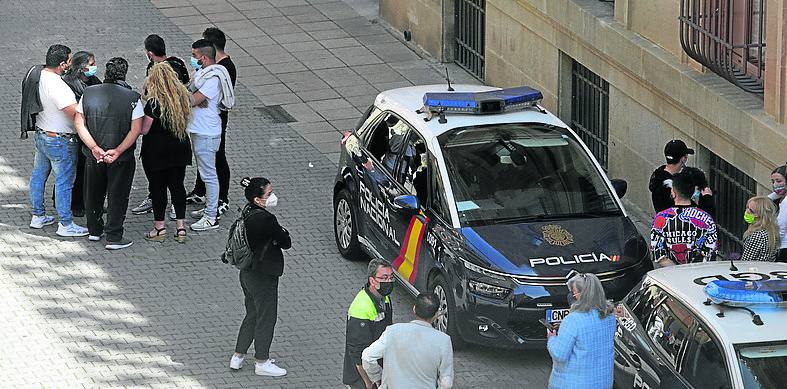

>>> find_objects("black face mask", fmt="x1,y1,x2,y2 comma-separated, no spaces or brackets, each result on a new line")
377,281,394,296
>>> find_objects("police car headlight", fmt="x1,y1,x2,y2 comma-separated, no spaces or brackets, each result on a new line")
460,258,507,280
467,280,511,299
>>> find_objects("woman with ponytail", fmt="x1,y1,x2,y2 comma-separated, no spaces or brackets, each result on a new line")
741,196,780,261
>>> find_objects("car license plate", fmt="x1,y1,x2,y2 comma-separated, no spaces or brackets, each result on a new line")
546,309,570,323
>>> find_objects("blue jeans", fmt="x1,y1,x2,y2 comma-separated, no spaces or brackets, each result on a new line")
30,131,78,226
190,133,220,219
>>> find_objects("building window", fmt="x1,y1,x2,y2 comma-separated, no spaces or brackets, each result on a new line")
707,151,756,255
570,60,610,169
454,0,486,80
679,0,766,94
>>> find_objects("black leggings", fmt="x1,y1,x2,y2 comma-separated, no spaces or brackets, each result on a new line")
192,112,230,202
148,166,186,221
235,270,279,360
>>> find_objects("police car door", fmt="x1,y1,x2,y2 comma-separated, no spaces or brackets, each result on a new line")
386,128,435,291
615,282,691,389
355,112,408,259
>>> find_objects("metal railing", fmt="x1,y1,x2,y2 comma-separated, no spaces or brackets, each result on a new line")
454,0,486,80
679,0,766,94
708,152,756,255
571,60,610,170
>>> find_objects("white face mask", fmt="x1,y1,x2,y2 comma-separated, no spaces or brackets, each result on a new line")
265,192,278,208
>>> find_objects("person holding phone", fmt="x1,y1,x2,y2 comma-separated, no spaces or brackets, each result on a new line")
546,273,615,389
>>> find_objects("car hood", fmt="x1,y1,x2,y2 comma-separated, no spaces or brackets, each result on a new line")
459,216,647,277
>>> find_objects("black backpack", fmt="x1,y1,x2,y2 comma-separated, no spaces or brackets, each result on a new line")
221,206,259,270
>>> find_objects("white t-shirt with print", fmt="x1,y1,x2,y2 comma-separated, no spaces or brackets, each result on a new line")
36,70,77,133
186,69,221,137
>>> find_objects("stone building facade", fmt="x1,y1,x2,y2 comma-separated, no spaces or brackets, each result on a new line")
380,0,787,251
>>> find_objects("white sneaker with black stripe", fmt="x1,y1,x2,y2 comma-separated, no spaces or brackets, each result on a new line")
190,216,218,231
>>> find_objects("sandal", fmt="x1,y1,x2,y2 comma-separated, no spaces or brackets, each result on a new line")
144,226,167,242
174,228,187,244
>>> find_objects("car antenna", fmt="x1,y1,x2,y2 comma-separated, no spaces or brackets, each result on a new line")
445,67,454,91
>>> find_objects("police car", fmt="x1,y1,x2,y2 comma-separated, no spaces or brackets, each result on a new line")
614,261,787,388
332,84,652,348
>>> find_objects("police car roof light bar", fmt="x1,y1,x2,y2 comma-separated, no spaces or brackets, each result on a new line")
421,86,544,121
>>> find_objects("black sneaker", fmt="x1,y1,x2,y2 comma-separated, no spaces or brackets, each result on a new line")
186,191,206,205
105,238,133,250
218,200,229,216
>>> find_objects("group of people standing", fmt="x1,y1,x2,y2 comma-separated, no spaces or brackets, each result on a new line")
647,139,787,265
21,27,236,249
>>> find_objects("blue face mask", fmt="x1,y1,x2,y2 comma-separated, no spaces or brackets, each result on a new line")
83,65,97,77
190,56,202,70
691,189,701,203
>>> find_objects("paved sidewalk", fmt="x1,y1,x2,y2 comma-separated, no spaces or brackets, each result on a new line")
0,0,550,388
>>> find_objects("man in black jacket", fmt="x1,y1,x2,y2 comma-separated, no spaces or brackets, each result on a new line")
648,139,694,213
74,57,143,250
231,177,291,376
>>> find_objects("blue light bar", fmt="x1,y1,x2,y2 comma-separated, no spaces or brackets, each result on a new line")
704,279,787,307
422,86,543,115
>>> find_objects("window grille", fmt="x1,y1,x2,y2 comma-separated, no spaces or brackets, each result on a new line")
454,0,485,80
708,152,756,255
571,60,610,169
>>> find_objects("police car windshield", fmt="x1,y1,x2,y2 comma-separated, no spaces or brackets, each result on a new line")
438,123,620,226
736,341,787,389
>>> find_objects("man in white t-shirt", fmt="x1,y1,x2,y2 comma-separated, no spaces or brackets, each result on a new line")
28,44,89,237
186,39,223,232
74,57,144,250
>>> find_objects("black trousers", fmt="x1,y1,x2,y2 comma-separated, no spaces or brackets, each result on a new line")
52,145,86,212
84,158,135,242
192,112,230,202
149,166,187,221
235,270,279,360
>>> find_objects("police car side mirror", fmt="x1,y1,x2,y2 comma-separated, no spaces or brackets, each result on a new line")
392,194,419,212
611,179,628,198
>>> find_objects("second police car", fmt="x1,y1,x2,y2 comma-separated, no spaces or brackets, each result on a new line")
333,84,652,348
614,261,787,389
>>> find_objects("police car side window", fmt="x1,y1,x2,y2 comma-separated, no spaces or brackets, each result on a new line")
365,113,410,175
396,131,428,205
682,325,731,389
355,106,380,137
646,297,695,367
627,282,664,326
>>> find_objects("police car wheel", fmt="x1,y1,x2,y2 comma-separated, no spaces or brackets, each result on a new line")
430,274,466,349
334,189,362,260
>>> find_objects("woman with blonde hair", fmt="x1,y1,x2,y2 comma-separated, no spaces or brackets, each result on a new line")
741,196,781,261
546,273,615,389
141,62,192,242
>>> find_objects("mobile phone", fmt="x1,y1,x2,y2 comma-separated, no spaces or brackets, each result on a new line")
539,318,555,331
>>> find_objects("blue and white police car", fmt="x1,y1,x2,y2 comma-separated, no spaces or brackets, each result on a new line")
614,261,787,388
333,84,652,348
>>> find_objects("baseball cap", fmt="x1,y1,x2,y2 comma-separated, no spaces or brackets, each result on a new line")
664,140,694,164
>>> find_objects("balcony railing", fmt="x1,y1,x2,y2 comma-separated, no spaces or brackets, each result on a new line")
679,0,766,94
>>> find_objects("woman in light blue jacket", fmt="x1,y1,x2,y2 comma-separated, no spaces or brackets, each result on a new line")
547,273,616,389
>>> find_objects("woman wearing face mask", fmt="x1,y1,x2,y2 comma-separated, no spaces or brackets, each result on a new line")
230,177,290,377
55,51,101,218
741,196,780,261
767,164,787,262
547,273,615,389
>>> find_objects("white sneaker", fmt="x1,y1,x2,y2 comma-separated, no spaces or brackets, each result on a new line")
56,222,89,237
169,205,177,221
218,200,229,216
88,233,104,242
131,198,153,215
229,354,244,370
30,215,56,229
255,359,286,377
190,216,219,231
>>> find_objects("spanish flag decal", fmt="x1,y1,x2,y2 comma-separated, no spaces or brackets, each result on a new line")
392,214,429,284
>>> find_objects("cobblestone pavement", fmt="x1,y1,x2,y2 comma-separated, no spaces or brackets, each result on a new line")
0,0,550,387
